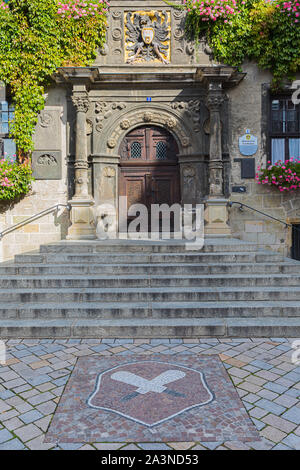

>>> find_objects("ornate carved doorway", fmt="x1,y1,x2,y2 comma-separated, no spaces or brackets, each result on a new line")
119,125,181,230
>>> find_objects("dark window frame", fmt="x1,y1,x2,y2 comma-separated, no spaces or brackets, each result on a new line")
269,94,300,162
0,98,15,159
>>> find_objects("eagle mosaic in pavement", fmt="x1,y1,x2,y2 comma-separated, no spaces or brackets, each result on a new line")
125,11,170,64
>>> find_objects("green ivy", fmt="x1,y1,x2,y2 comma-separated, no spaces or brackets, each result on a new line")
0,0,108,157
182,0,300,88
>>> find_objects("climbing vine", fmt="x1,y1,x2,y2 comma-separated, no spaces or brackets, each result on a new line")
1,0,299,159
0,0,109,158
181,0,300,88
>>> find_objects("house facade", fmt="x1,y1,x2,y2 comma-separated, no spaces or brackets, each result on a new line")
0,0,300,261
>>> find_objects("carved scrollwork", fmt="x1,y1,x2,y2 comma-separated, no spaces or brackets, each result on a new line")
100,108,196,155
171,100,202,133
95,101,127,132
186,44,195,56
39,112,53,128
112,27,122,40
112,10,122,19
86,119,93,135
173,10,185,20
103,166,116,178
112,102,126,111
183,166,196,178
174,28,184,41
112,48,122,55
99,44,109,56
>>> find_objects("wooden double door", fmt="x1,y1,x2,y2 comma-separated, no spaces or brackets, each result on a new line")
119,126,181,229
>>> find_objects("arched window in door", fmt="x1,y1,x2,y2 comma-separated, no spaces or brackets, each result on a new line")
156,141,167,160
130,142,142,159
120,126,178,162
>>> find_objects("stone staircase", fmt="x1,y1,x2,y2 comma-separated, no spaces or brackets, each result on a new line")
1,238,300,338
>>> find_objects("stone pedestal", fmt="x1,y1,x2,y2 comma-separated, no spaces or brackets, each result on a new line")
204,198,231,237
66,199,96,240
67,85,96,240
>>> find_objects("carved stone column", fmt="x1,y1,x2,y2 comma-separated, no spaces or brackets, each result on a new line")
204,81,231,237
67,86,96,240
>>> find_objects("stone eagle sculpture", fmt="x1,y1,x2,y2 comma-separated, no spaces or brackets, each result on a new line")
125,11,170,64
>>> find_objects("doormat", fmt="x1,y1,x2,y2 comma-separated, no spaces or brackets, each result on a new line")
45,354,259,443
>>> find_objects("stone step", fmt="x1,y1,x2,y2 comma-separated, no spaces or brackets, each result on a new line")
38,238,260,254
14,251,284,265
1,287,300,303
1,237,299,338
0,262,299,275
0,300,299,319
0,273,300,288
0,317,299,338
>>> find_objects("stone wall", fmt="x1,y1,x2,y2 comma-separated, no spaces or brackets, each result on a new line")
1,9,300,260
0,87,69,262
227,62,300,256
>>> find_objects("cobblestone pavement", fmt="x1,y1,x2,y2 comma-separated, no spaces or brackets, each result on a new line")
0,338,299,451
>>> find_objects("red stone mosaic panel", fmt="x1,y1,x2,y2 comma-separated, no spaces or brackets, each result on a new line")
45,355,259,443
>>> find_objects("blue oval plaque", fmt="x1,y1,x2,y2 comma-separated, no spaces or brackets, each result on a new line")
239,131,258,156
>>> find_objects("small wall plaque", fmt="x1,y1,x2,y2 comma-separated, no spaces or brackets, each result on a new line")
234,158,256,179
232,186,247,193
241,158,256,179
239,130,258,156
32,150,62,180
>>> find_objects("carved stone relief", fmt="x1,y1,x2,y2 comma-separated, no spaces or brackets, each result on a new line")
37,154,58,166
34,107,62,155
95,101,126,132
107,138,117,149
32,150,62,180
125,11,171,64
103,166,116,178
171,100,202,133
143,112,153,123
183,166,196,178
102,108,193,154
171,8,194,64
120,119,130,130
182,164,197,203
86,119,93,135
39,112,53,128
94,5,213,66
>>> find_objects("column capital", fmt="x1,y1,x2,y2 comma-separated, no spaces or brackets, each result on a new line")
72,92,90,113
206,93,225,111
206,80,225,111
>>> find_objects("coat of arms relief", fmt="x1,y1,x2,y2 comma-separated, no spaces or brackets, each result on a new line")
125,10,171,64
